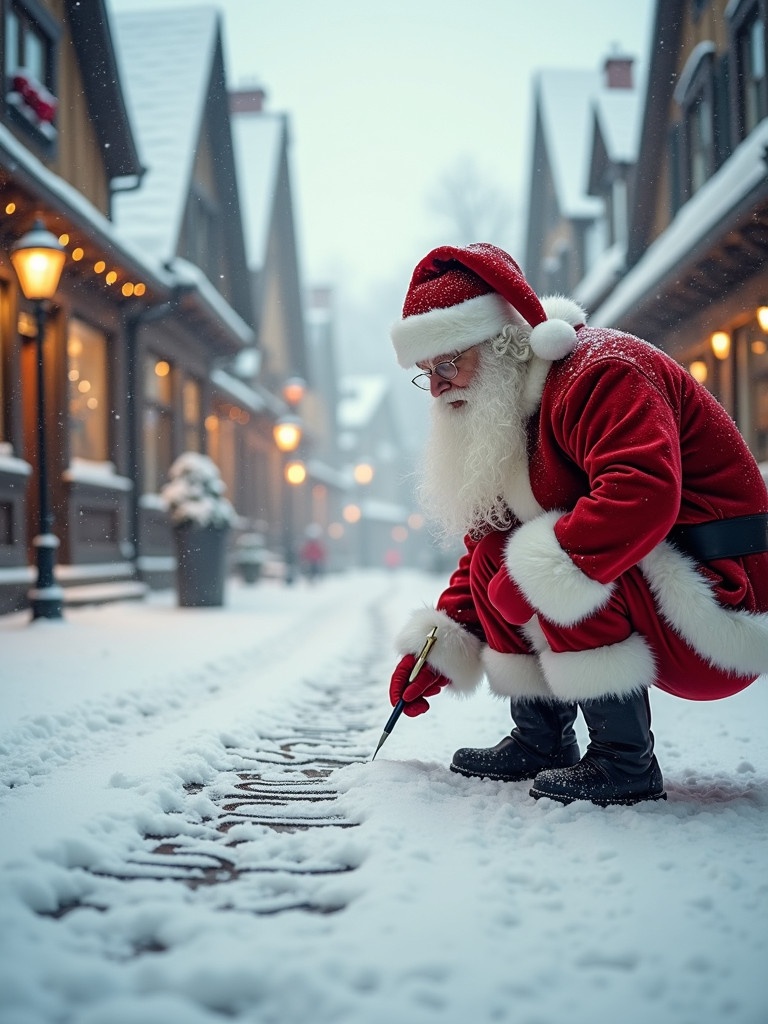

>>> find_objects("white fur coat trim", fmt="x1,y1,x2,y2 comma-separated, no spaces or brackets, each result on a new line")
395,607,484,694
482,647,554,699
539,632,655,701
504,510,615,626
640,542,768,676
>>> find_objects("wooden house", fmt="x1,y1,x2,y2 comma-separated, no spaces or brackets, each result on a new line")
590,0,768,466
0,0,275,613
522,53,642,300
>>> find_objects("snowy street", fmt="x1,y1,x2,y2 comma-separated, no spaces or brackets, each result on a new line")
1,569,766,1024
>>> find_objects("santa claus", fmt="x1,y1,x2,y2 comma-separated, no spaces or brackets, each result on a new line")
388,242,768,806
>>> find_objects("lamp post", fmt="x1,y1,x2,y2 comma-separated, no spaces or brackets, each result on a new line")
273,414,303,584
10,219,66,620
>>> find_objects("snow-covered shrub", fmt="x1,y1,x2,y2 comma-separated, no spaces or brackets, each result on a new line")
161,452,235,529
236,532,267,563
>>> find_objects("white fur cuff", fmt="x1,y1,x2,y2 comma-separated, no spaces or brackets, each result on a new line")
504,510,614,626
539,633,655,701
395,607,484,695
482,648,553,700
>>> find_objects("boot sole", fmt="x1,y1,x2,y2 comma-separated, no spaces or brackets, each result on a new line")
529,786,668,807
449,762,537,783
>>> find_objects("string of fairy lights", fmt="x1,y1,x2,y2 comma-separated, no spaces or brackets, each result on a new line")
4,199,148,298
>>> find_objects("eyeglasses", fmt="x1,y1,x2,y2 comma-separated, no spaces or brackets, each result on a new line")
411,355,461,390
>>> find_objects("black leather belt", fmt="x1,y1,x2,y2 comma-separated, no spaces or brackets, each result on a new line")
669,513,768,561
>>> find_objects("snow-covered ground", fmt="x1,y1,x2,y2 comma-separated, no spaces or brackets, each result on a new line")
0,569,766,1024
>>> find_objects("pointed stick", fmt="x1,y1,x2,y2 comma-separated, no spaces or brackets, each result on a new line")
371,626,438,760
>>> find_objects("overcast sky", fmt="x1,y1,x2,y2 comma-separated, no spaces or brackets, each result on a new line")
109,0,655,307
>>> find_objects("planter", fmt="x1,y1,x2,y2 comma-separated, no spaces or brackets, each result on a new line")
238,560,263,584
173,524,229,607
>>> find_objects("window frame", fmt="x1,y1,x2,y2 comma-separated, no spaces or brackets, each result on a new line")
3,0,61,149
676,45,718,200
729,0,768,140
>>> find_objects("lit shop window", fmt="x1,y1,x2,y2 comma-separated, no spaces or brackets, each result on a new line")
143,356,174,493
0,285,6,444
68,318,108,461
182,377,202,452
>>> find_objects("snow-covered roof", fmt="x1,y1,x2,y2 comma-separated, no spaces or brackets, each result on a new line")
231,111,285,271
592,117,768,327
0,123,168,288
337,376,389,431
572,239,626,311
593,88,642,164
111,5,219,260
537,68,603,219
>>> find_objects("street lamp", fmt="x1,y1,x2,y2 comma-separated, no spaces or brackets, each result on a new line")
10,219,66,620
273,413,303,583
282,376,306,408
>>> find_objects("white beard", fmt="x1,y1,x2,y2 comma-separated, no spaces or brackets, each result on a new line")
417,335,542,543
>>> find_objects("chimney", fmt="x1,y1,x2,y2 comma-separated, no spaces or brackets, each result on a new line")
229,86,267,114
603,51,634,89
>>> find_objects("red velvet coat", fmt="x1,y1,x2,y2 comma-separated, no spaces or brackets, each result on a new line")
396,322,768,703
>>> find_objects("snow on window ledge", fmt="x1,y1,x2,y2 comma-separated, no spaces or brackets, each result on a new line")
63,459,133,492
0,443,32,477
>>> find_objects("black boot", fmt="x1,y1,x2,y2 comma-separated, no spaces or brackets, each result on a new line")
450,699,580,781
530,689,666,805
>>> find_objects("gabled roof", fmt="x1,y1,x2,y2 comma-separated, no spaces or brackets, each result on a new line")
593,89,642,165
535,68,603,220
232,111,285,271
110,5,219,258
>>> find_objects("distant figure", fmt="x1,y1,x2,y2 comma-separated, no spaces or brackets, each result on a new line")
384,547,402,571
299,525,326,582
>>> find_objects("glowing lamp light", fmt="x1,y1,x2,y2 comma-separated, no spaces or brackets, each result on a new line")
689,360,708,383
273,415,303,453
391,526,408,543
285,460,306,485
710,331,730,360
282,377,306,407
10,220,66,300
353,462,374,486
757,306,768,333
343,503,361,524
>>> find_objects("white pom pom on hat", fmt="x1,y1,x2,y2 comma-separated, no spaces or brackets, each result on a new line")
390,242,583,368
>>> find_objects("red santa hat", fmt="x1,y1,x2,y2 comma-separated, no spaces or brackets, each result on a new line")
391,242,581,368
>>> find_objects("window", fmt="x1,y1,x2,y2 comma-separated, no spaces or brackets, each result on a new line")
747,327,768,459
687,90,714,193
207,413,236,507
182,377,202,452
4,0,59,142
143,355,174,493
0,284,7,444
733,2,767,137
674,44,717,199
67,319,109,461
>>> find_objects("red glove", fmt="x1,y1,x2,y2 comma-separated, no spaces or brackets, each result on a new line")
488,567,536,625
389,654,450,717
